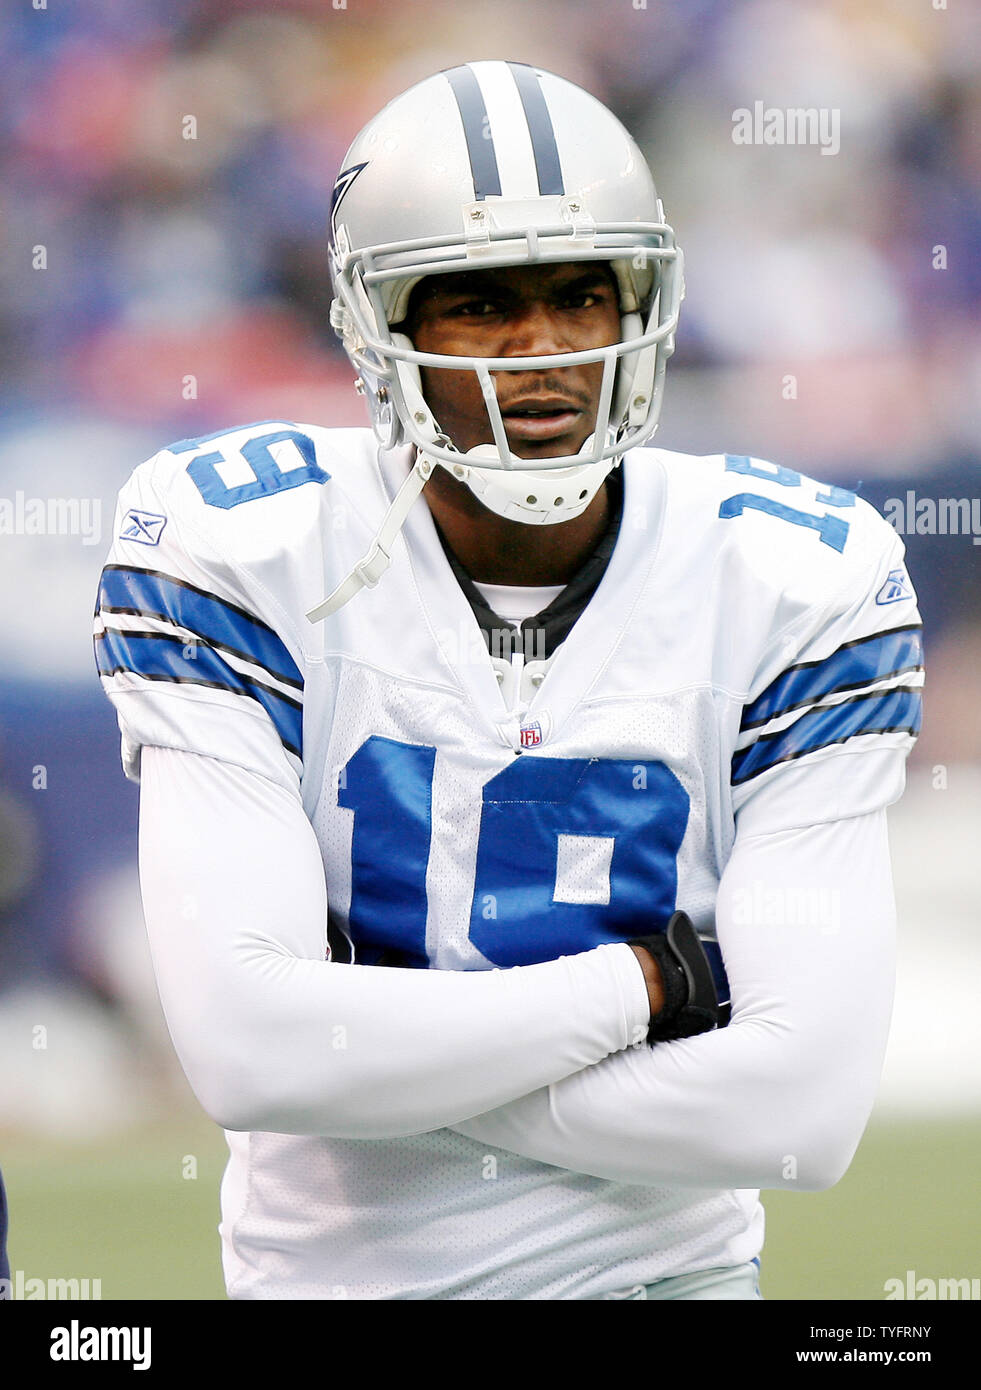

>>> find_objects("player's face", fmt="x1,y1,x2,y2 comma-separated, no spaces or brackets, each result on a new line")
405,262,622,459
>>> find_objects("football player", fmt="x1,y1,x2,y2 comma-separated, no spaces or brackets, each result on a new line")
94,62,923,1300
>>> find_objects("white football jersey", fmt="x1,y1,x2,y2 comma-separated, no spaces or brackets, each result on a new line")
95,422,922,1299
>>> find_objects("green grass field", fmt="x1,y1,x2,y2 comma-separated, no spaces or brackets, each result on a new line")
760,1115,981,1300
3,1112,979,1300
2,1117,230,1300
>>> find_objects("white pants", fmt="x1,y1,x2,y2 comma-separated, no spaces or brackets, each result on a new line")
601,1261,762,1300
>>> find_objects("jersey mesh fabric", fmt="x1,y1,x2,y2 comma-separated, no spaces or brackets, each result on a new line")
224,1130,762,1300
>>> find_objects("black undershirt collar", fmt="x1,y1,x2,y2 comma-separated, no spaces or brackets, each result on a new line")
435,468,624,663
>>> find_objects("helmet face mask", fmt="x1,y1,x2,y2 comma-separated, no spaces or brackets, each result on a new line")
328,61,684,526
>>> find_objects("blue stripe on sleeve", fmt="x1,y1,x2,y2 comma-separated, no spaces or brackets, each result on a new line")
732,687,922,785
98,566,302,689
742,626,923,730
95,630,302,757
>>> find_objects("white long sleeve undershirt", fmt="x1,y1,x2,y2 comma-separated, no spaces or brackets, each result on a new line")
138,747,896,1193
451,810,897,1191
137,746,652,1137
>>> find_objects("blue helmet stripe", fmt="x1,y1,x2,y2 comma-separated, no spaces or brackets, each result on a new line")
507,62,564,196
444,66,502,201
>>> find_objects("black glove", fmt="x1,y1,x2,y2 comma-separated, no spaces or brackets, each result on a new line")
628,911,727,1043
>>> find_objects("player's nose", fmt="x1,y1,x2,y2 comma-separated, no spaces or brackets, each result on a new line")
498,304,571,358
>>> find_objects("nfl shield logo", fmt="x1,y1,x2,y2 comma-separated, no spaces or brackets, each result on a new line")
520,721,542,748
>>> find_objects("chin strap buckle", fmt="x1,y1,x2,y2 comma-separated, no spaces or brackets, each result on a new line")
353,540,390,588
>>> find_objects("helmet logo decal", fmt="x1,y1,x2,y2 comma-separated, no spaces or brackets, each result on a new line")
330,161,369,243
444,66,502,200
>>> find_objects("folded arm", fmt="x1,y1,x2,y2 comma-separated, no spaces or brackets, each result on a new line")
450,809,896,1191
137,745,652,1138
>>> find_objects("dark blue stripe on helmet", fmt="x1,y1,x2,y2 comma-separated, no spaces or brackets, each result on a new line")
507,62,564,196
444,66,502,201
732,687,922,785
95,629,302,757
98,566,302,689
741,625,924,730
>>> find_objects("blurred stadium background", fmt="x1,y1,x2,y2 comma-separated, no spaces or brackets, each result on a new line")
1,0,979,1301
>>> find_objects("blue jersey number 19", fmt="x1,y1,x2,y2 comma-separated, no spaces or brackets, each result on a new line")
339,737,690,968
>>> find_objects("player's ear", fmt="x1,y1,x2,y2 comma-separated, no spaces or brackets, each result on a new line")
391,278,432,343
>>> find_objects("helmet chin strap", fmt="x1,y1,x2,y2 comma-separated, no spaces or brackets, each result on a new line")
306,430,621,623
306,454,432,622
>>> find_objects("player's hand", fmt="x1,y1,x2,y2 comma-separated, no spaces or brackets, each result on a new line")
627,912,725,1043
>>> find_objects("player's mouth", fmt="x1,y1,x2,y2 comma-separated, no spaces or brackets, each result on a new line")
499,398,585,441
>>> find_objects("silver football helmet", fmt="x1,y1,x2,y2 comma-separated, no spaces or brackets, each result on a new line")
310,61,683,619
